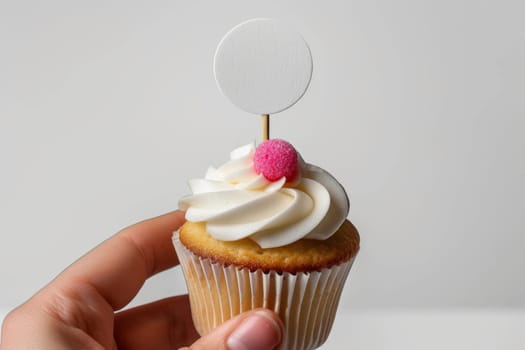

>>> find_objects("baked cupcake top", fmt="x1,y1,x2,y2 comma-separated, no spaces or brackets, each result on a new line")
179,219,359,273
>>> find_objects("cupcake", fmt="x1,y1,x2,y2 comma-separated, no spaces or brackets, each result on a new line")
174,139,359,350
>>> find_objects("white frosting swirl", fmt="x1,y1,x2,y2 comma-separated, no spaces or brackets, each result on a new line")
179,143,349,248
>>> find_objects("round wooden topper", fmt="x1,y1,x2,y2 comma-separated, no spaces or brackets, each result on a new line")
214,18,313,115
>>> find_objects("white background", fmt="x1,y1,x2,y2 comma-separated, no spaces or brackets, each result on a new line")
1,0,524,347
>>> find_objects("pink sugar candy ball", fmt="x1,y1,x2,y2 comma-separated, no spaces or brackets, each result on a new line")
253,139,299,182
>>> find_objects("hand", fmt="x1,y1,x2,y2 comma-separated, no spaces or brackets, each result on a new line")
0,211,283,350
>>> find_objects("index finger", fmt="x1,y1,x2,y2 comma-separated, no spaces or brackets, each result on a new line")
50,211,186,310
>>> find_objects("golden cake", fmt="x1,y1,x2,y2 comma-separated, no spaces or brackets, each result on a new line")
179,219,359,273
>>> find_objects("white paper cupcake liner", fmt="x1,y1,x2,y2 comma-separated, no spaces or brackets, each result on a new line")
173,231,355,350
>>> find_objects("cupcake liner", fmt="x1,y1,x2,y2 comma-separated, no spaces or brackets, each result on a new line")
173,231,355,350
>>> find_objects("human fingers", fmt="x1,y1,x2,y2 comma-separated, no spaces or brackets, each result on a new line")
48,211,185,310
180,309,283,350
114,295,199,350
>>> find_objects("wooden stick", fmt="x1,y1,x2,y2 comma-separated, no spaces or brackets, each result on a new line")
262,114,270,141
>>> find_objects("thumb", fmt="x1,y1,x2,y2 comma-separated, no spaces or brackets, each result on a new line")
182,309,284,350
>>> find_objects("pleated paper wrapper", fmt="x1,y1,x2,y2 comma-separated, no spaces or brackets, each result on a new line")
173,231,355,350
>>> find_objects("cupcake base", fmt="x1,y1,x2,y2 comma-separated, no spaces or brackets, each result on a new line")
173,232,355,350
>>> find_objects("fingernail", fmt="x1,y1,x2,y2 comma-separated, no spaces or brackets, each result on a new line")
227,311,282,350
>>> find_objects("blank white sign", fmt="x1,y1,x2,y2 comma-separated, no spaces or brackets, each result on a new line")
214,18,313,115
